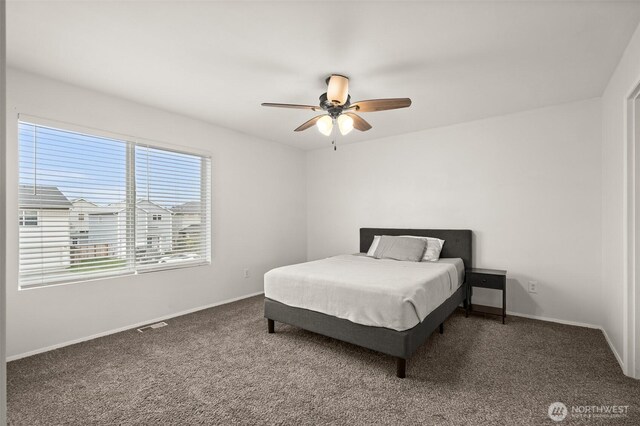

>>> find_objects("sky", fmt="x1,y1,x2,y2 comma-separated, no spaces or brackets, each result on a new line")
19,122,206,209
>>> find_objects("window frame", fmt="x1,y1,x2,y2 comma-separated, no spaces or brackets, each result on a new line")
17,115,212,290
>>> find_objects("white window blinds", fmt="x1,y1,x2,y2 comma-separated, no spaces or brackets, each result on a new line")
134,145,211,269
18,120,211,289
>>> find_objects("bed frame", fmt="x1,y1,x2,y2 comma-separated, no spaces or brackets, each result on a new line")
264,228,472,378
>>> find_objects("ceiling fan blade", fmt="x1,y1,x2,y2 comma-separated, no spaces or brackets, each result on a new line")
294,115,325,132
262,103,320,111
344,112,372,131
350,98,412,112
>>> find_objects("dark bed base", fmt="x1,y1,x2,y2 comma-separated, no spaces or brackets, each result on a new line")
264,283,467,378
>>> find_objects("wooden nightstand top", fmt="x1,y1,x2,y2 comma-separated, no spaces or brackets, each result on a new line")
466,267,507,276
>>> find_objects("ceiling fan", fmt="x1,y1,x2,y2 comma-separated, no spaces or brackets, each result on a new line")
261,74,412,138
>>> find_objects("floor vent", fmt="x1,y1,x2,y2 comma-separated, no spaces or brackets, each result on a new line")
137,322,168,333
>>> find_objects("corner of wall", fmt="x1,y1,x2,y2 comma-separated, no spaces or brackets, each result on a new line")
599,17,640,378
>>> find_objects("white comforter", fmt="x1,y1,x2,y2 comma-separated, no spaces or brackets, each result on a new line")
264,254,464,332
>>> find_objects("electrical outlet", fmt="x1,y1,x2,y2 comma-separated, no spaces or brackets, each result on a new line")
528,281,538,294
243,268,250,279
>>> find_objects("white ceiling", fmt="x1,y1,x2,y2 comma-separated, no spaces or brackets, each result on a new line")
7,1,640,150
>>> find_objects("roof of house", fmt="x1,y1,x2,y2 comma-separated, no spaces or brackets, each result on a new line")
88,206,123,215
137,199,171,214
107,199,172,214
171,201,201,214
19,185,72,209
71,198,99,207
179,224,201,233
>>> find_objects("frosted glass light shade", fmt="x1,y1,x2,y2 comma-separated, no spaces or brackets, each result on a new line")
327,75,349,105
316,115,333,136
337,114,354,135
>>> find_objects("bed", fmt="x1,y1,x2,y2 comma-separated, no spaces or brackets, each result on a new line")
264,228,472,378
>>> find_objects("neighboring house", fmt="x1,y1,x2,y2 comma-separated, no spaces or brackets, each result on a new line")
86,205,127,259
97,199,173,260
175,224,201,251
136,199,173,255
70,198,97,237
19,184,72,277
69,198,98,262
171,201,202,250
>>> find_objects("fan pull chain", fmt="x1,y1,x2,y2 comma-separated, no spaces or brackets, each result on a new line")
331,119,338,151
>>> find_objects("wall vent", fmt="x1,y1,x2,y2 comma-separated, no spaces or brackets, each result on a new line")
137,322,168,333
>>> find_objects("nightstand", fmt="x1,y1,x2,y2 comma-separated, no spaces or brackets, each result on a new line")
466,268,508,324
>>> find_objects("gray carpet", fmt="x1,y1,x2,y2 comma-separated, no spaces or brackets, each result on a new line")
7,295,640,425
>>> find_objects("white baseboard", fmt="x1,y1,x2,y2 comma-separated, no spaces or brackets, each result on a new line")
507,310,626,374
506,310,600,329
600,327,625,374
6,291,265,362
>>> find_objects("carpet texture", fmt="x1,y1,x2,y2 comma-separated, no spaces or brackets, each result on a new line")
7,295,640,425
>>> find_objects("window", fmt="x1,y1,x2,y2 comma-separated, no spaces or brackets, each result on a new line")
18,120,211,289
135,145,210,268
19,210,38,226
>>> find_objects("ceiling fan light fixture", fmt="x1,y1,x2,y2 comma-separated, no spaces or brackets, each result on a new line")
337,114,354,135
316,115,333,136
262,75,412,144
327,75,349,105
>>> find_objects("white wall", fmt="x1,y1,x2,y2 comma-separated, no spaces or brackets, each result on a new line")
5,68,307,358
307,99,602,327
601,21,640,376
1,0,7,421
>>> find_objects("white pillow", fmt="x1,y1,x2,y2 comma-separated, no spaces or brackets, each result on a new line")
366,235,445,262
366,235,381,256
421,237,445,262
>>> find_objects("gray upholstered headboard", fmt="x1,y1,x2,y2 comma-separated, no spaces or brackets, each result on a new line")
359,228,473,269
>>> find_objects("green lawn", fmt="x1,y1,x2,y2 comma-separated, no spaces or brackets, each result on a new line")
69,258,126,273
